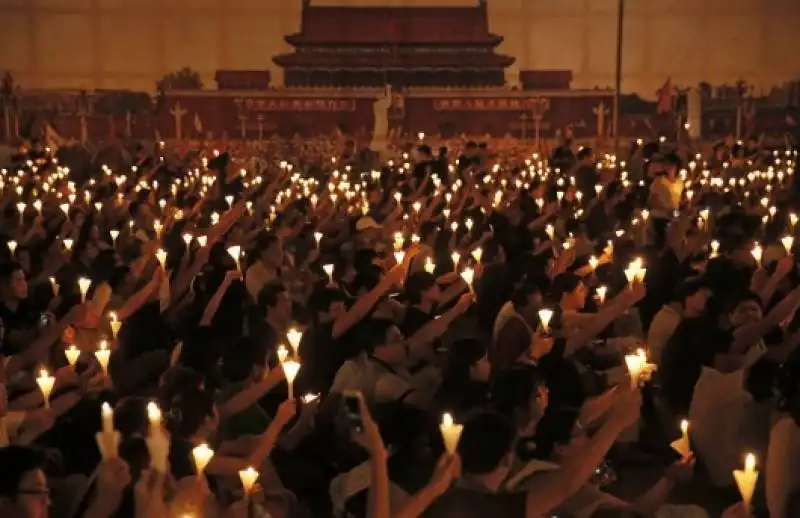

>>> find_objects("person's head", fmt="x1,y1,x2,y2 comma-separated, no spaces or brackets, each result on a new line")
307,286,347,324
405,272,440,306
551,273,586,311
536,407,584,460
166,387,218,440
254,234,282,266
257,282,291,325
357,318,405,360
491,366,548,435
510,275,545,313
576,147,594,165
458,411,517,491
728,291,763,328
0,263,28,302
0,446,50,518
221,335,268,384
675,278,712,317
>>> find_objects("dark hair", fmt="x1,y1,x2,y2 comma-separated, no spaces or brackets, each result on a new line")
166,387,215,438
257,282,286,312
576,147,593,160
727,291,763,313
405,271,437,305
776,347,800,424
550,273,582,303
458,411,516,475
307,286,347,319
672,277,711,304
221,335,268,383
511,275,546,309
491,365,545,419
113,397,150,438
745,359,779,403
0,262,23,284
0,446,48,497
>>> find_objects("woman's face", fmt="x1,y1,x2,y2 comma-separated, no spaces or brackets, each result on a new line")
730,300,762,328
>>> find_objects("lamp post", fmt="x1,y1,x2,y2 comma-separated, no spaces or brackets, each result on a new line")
613,0,625,155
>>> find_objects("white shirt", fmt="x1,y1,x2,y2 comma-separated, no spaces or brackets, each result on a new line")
245,261,277,300
330,354,413,405
767,417,800,518
689,345,768,487
647,305,682,366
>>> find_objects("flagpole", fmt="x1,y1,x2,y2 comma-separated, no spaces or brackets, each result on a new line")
613,0,625,156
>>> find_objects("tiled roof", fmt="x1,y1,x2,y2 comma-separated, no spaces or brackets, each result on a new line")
286,4,502,46
273,51,514,69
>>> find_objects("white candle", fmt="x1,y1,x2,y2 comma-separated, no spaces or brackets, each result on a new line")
36,369,55,409
439,413,463,455
147,401,162,433
671,419,692,459
625,352,645,388
101,402,114,434
239,466,259,494
471,247,483,264
108,312,121,339
733,453,759,514
63,238,73,252
109,230,119,245
153,220,163,239
323,263,334,284
424,257,436,274
78,277,91,303
589,255,599,270
192,443,215,477
282,360,301,400
752,244,763,266
314,232,323,248
286,328,303,357
49,277,59,296
59,203,69,218
451,251,461,267
394,250,405,265
596,285,607,305
155,248,167,269
460,267,475,293
277,344,289,364
65,345,80,367
95,340,111,376
182,233,192,248
7,240,17,255
302,393,320,404
782,235,794,255
227,245,241,271
538,308,553,333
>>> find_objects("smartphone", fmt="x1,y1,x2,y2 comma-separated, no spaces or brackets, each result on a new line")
341,390,364,433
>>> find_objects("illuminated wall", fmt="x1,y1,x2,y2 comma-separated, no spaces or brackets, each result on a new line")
0,0,798,97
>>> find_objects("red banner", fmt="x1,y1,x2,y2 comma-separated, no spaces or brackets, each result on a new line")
233,98,357,112
433,98,548,111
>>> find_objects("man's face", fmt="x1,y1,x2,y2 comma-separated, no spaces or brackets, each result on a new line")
730,299,762,328
8,270,28,301
4,469,50,518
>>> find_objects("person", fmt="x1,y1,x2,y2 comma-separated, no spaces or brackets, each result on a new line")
245,234,283,300
647,278,712,366
647,154,683,248
418,388,641,517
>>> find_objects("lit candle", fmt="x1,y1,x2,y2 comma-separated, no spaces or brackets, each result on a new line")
596,285,608,305
197,235,207,247
460,267,475,293
538,308,554,333
323,263,334,284
182,233,192,249
286,327,303,357
751,243,763,266
439,413,464,455
101,402,114,434
589,255,599,271
64,345,80,367
78,277,91,302
59,203,69,218
155,248,167,269
95,340,111,376
49,276,59,296
625,350,646,388
227,245,241,271
424,257,436,274
36,368,55,409
733,453,759,515
451,251,461,267
782,235,794,255
277,344,289,364
108,312,121,339
314,232,323,248
153,220,163,239
147,401,162,432
63,238,73,252
7,240,17,255
239,466,259,495
671,419,692,460
109,229,119,246
302,393,320,404
192,443,215,478
281,360,301,400
33,199,42,215
394,250,405,265
16,202,25,224
472,247,483,264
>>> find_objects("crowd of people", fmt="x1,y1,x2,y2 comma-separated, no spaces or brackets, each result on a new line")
0,128,799,518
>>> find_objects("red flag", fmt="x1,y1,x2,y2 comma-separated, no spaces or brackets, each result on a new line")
656,78,673,115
